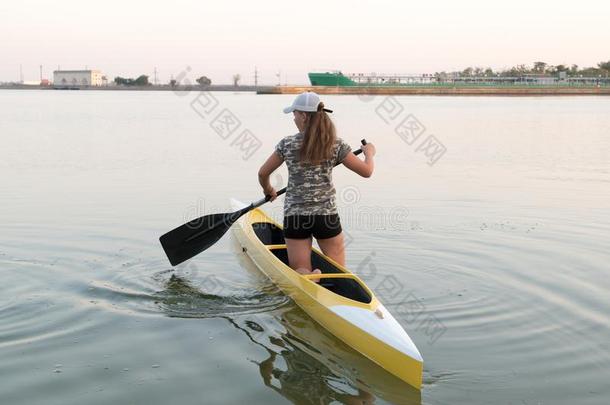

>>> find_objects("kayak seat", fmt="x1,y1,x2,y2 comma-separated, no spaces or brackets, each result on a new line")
269,247,372,304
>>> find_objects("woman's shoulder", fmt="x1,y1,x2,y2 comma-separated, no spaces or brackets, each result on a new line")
278,132,302,147
334,137,352,163
275,133,302,159
334,136,347,145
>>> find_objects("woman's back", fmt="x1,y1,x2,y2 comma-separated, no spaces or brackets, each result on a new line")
275,132,351,216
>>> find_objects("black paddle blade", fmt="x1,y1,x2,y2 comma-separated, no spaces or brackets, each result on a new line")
159,206,251,266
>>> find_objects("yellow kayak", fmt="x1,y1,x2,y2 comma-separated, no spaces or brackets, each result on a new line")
230,198,423,390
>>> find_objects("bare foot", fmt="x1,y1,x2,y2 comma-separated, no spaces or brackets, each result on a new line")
295,267,311,276
294,268,322,284
310,269,322,284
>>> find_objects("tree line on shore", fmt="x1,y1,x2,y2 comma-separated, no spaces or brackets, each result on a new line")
112,60,610,87
113,75,217,87
114,75,150,86
438,60,610,79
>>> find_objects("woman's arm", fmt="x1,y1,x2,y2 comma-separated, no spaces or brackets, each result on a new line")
258,152,284,201
342,143,376,178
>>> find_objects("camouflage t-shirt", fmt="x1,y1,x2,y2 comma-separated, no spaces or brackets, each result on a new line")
275,132,352,216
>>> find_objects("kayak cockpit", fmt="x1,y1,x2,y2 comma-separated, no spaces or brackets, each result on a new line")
251,221,372,305
252,222,285,245
269,247,372,304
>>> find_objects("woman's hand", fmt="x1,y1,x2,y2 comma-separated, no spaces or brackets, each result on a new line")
362,143,376,158
264,186,278,202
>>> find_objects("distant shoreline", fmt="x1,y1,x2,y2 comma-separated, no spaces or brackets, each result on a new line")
0,84,270,92
2,83,610,96
258,85,610,96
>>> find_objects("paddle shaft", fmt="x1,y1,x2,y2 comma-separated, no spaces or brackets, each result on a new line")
251,139,367,210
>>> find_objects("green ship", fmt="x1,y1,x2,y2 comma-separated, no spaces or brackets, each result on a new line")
308,71,438,87
307,70,610,87
308,71,359,86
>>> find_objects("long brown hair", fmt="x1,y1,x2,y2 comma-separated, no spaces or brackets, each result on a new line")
300,102,336,164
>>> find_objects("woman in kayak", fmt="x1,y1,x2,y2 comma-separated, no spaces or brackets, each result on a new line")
258,91,376,280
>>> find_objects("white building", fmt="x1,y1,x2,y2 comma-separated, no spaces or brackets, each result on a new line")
53,70,103,87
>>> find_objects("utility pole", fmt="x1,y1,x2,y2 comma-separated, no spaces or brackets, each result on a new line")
276,70,281,86
254,66,258,89
40,65,43,82
19,64,24,83
154,67,158,85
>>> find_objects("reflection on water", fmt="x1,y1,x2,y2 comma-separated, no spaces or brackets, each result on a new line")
155,273,289,318
137,233,422,403
158,255,421,404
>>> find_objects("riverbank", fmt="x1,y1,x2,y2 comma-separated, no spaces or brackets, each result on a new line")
0,84,273,92
4,83,610,95
257,85,610,96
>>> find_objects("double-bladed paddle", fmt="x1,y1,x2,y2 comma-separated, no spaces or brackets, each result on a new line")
159,139,367,266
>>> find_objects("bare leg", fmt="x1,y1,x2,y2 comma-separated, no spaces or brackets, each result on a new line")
286,237,313,272
316,232,345,267
285,237,322,283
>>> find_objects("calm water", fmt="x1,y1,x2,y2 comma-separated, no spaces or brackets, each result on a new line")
1,90,609,404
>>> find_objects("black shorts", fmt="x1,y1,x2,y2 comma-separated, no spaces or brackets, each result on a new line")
283,214,342,240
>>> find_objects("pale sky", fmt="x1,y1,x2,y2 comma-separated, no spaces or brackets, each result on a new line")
2,0,609,85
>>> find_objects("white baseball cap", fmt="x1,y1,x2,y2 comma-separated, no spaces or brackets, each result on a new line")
283,91,332,114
